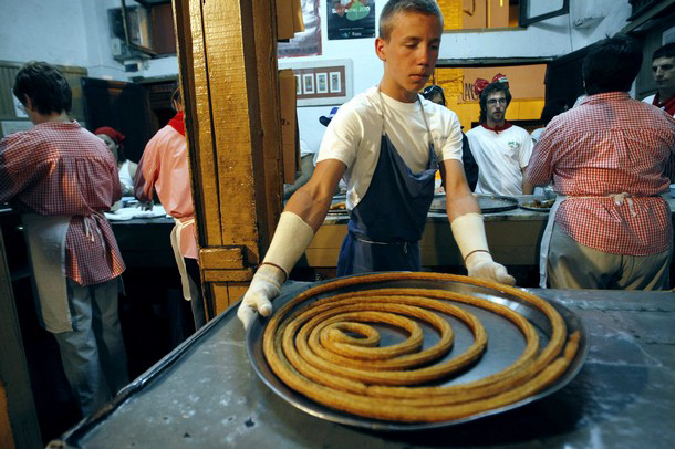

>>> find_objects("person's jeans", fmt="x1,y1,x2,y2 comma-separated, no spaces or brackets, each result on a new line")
53,278,128,417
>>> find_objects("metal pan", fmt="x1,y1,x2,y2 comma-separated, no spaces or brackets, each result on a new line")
519,199,554,212
246,274,588,431
429,194,519,213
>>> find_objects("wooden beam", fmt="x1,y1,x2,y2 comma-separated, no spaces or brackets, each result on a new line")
174,0,282,311
0,229,41,448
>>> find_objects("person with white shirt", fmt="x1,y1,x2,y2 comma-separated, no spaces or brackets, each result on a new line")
643,43,675,117
237,0,515,328
467,81,533,196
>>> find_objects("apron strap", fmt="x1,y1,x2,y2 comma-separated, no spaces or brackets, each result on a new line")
376,86,433,148
170,217,197,301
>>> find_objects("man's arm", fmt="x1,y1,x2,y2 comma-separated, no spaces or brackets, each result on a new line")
133,137,160,201
443,159,515,285
285,158,345,230
0,136,48,203
521,166,533,195
442,159,480,220
237,158,345,328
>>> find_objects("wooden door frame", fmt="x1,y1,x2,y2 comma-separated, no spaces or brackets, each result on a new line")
172,0,283,316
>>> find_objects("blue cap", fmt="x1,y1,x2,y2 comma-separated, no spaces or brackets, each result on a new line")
319,106,340,127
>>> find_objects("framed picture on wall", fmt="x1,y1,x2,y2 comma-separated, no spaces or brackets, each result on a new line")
316,73,328,94
303,74,315,94
295,74,302,95
329,72,342,94
278,59,353,106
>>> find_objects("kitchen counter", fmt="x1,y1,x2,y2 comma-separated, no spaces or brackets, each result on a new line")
305,195,675,269
54,285,675,449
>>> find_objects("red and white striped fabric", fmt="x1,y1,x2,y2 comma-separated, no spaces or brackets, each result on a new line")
0,121,125,285
528,92,675,256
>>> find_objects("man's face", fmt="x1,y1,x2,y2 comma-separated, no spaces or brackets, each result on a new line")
97,134,118,159
486,91,508,125
652,56,675,95
375,12,442,102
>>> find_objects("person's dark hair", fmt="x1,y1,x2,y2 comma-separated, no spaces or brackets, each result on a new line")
653,42,675,61
13,61,72,115
171,86,181,107
582,34,642,96
379,0,443,42
540,100,566,126
478,82,511,123
422,84,446,106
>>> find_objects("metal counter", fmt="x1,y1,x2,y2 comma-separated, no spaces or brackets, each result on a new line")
306,195,675,269
55,285,675,449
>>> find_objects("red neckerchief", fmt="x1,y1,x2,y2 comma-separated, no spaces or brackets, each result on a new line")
167,111,186,136
653,93,675,116
480,122,512,134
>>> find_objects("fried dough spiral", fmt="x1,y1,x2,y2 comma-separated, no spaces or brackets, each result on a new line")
262,272,580,422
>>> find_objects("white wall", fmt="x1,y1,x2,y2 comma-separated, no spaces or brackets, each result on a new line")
0,0,176,81
0,0,89,66
292,0,632,153
0,0,632,151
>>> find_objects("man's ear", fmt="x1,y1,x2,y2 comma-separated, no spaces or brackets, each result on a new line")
375,37,386,62
23,95,33,111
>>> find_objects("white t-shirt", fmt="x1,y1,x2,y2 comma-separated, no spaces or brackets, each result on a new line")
530,127,545,145
466,124,533,196
118,159,134,193
317,86,462,209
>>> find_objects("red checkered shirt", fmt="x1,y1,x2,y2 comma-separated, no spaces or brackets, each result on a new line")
528,92,675,255
0,121,125,285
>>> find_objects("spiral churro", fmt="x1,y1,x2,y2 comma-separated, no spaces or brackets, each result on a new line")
262,272,579,422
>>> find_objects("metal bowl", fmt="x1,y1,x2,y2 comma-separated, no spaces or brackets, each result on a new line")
246,274,588,431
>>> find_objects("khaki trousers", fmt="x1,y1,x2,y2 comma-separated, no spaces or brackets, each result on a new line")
547,224,672,290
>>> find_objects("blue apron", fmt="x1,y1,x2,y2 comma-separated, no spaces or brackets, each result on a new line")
336,91,438,276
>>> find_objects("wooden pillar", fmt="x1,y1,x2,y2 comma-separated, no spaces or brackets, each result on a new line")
0,230,42,448
172,0,283,316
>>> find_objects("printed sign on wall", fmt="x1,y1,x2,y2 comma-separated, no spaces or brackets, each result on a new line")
327,0,376,40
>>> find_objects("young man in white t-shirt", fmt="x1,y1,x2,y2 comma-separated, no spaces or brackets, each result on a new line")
467,82,533,196
642,43,675,117
237,0,515,328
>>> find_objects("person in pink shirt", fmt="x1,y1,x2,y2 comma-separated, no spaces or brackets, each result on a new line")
528,35,675,290
134,88,206,329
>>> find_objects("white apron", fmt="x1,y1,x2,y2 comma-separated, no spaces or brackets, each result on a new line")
539,192,637,288
169,217,200,302
22,213,72,333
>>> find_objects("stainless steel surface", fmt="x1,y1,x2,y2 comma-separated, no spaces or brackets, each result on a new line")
430,194,519,213
519,204,552,212
246,275,587,430
54,288,675,449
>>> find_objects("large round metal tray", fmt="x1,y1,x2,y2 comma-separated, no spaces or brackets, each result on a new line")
246,274,588,431
429,194,519,213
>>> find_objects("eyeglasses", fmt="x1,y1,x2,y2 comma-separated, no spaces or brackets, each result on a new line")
487,98,508,106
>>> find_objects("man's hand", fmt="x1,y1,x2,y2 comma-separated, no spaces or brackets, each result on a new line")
237,264,286,329
465,251,515,285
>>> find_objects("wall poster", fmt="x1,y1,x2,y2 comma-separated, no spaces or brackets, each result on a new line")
278,0,322,58
278,59,353,106
327,0,376,40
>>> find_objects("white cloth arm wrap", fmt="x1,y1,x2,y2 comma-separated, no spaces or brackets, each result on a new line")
450,212,490,263
262,211,315,275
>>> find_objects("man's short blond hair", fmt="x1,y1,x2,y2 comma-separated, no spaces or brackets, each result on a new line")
379,0,443,42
